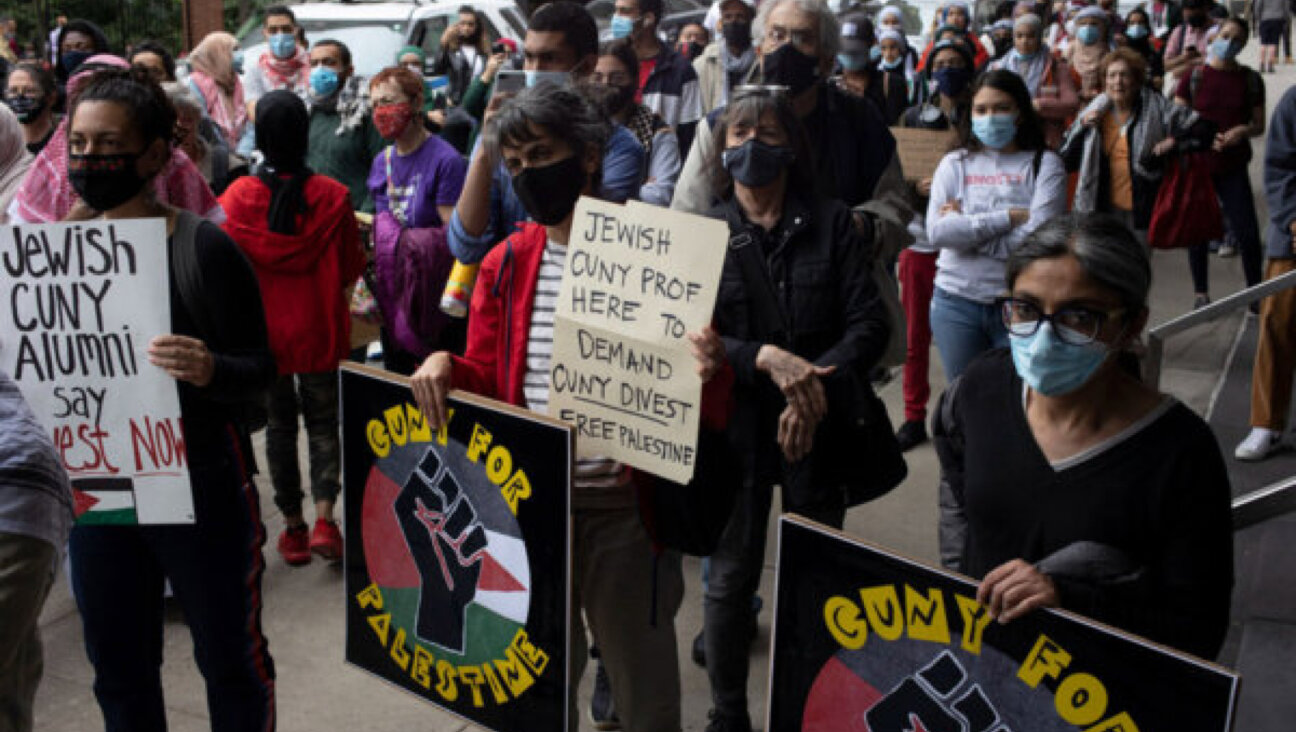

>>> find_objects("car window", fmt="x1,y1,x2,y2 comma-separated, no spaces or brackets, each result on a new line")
300,22,407,78
413,13,502,58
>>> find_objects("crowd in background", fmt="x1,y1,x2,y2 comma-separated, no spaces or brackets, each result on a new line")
0,0,1291,730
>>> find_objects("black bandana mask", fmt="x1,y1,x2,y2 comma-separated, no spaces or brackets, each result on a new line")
761,43,821,95
511,155,586,226
68,152,150,212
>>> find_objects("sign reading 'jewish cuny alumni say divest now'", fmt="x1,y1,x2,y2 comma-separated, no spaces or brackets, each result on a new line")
549,197,727,483
341,365,572,732
769,517,1240,732
0,219,193,525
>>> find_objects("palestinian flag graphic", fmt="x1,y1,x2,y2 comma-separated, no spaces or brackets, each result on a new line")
361,440,531,664
72,477,138,525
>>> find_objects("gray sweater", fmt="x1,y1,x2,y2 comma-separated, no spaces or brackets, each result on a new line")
1255,0,1289,23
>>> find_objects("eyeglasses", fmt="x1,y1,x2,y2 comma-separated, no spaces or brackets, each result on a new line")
4,91,41,101
731,84,789,100
998,297,1124,345
764,25,817,51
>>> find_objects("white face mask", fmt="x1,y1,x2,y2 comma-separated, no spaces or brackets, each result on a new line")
405,63,423,76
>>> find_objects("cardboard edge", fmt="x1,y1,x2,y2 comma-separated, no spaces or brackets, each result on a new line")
776,514,1242,681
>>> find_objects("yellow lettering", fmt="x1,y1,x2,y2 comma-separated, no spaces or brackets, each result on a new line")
1018,634,1072,688
480,661,510,704
366,419,391,458
494,645,537,697
485,445,513,485
436,660,459,701
384,404,410,447
860,585,904,641
459,666,488,707
905,585,951,645
467,424,493,463
955,594,993,655
367,613,391,645
1056,672,1109,726
356,583,384,610
510,629,550,676
390,628,411,670
1084,712,1140,732
411,645,435,689
824,595,868,649
436,408,455,445
501,469,532,515
406,403,432,443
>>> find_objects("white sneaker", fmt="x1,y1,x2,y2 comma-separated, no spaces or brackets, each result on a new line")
1235,428,1282,461
1218,244,1237,258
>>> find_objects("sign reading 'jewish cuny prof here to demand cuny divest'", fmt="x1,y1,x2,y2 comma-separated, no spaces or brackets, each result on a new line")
0,219,193,525
548,197,728,484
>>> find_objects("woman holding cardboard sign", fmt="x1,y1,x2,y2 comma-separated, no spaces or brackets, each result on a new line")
702,88,895,732
60,68,278,731
410,82,732,732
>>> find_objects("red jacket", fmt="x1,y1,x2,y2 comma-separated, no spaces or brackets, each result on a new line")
451,222,732,431
220,174,366,374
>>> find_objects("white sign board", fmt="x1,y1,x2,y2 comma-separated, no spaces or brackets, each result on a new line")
0,219,194,524
549,198,728,483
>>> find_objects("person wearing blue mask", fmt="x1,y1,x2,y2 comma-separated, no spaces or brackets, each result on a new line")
305,39,385,212
934,212,1234,661
927,69,1067,380
1065,6,1110,104
52,19,108,101
1173,16,1266,304
834,11,905,124
244,4,310,134
905,38,974,123
610,0,702,154
1118,7,1164,91
991,13,1078,148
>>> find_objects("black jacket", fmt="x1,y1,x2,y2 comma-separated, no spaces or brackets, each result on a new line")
710,192,889,503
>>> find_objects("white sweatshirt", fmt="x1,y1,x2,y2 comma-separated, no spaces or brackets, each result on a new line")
926,148,1068,303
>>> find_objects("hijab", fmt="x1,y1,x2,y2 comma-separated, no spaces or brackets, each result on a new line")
187,32,248,145
996,14,1050,94
254,90,312,235
0,104,33,223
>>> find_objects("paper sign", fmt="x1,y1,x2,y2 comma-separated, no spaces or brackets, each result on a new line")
0,219,194,524
341,364,572,732
769,516,1240,732
549,198,728,483
892,127,956,182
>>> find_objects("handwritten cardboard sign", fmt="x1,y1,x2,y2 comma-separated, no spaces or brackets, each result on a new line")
769,516,1240,732
892,127,956,182
549,198,727,483
0,219,194,524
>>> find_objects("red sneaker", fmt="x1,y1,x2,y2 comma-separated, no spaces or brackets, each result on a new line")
310,518,343,561
278,524,312,566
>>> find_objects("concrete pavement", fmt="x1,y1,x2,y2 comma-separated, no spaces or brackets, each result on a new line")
32,43,1280,732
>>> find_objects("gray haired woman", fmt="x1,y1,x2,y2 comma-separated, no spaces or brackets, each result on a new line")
161,81,243,194
934,212,1233,660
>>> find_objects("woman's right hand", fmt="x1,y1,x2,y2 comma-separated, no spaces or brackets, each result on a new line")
777,404,821,463
1080,109,1102,128
1152,137,1177,156
756,345,836,423
411,352,454,430
1008,208,1030,227
482,52,506,83
916,177,933,198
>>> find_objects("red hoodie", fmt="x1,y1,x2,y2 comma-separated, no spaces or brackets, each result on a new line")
220,174,365,375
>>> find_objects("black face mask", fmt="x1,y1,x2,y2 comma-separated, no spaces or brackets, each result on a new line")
68,152,150,212
1186,12,1207,27
4,96,41,124
679,40,705,60
722,21,753,50
761,43,821,95
512,155,586,226
722,138,795,188
992,35,1013,57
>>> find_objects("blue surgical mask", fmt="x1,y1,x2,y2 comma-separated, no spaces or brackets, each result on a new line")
525,70,570,88
232,50,245,75
1077,24,1100,45
869,45,882,61
837,52,871,71
610,15,636,39
1010,322,1110,396
268,32,297,60
880,56,903,70
309,66,339,97
1125,23,1149,39
1014,47,1040,61
61,50,92,74
972,112,1018,149
1208,37,1240,61
932,66,972,97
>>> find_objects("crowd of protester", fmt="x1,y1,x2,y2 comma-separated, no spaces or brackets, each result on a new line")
0,0,1291,729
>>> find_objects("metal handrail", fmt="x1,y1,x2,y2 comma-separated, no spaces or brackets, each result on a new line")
1143,267,1296,390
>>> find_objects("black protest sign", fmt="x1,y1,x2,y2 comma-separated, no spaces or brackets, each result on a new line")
341,364,572,732
769,516,1239,732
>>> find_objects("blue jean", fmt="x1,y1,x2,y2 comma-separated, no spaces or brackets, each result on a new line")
1189,167,1263,294
69,428,276,732
929,287,1009,380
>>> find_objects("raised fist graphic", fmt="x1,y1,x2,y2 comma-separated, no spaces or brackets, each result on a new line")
395,449,488,652
865,651,1008,732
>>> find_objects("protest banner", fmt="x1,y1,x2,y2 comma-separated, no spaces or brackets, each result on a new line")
549,198,727,483
341,364,572,732
768,516,1240,732
891,127,956,182
0,219,193,525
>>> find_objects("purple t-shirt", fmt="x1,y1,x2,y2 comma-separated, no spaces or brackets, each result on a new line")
367,134,467,229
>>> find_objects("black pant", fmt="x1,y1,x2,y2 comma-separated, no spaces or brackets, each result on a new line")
1188,167,1263,294
265,371,341,517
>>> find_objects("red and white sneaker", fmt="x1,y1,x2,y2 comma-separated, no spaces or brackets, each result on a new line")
278,524,312,566
310,518,343,561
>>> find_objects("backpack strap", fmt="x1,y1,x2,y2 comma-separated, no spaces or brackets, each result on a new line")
1032,148,1044,180
170,209,219,345
728,229,789,347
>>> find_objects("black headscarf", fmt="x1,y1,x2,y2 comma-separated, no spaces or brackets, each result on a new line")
55,20,111,82
254,90,313,235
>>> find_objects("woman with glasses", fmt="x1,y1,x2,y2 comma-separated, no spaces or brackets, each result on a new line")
3,63,58,154
591,39,681,205
927,69,1067,381
933,213,1233,660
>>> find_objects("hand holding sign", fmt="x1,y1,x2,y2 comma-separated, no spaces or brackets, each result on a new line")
147,335,215,387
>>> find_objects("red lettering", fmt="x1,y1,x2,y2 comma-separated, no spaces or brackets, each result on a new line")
130,417,188,472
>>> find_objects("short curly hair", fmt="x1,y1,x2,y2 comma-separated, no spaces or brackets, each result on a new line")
1098,47,1148,93
368,66,424,103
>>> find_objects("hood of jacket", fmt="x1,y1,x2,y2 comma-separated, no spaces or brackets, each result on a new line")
219,174,354,274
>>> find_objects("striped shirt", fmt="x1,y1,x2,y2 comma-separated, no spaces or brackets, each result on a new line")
524,239,624,489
